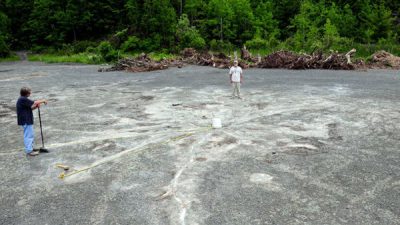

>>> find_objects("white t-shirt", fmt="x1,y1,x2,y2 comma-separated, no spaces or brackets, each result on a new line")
229,66,242,82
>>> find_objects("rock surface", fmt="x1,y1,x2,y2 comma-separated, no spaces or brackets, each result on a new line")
1,62,400,225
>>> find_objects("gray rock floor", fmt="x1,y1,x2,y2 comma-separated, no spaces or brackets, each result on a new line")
0,62,399,225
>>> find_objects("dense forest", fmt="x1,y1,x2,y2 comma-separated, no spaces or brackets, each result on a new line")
0,0,399,60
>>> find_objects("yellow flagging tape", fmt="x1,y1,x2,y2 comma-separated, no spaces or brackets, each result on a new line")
58,127,212,180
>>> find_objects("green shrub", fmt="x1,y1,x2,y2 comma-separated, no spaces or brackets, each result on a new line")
111,28,128,48
149,52,176,61
85,46,97,53
59,44,74,55
121,36,140,52
0,36,10,57
30,45,48,53
72,41,97,53
209,39,218,51
0,53,19,62
245,37,268,50
210,39,234,53
176,14,205,50
139,36,161,52
97,41,119,62
186,34,206,50
330,37,353,53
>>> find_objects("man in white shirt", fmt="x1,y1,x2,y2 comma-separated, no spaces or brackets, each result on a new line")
229,60,243,99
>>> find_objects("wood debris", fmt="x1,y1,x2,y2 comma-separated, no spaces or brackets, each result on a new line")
99,48,398,73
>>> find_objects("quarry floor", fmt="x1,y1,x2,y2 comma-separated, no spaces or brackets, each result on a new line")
0,62,399,225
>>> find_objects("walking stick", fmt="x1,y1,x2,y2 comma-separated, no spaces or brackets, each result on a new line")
38,107,49,153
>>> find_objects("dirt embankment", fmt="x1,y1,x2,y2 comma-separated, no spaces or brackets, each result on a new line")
99,48,400,73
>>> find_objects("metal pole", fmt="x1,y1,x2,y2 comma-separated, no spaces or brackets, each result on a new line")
38,107,45,148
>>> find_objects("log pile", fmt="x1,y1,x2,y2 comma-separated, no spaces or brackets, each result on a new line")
368,50,400,69
180,48,233,68
98,53,170,72
258,50,356,70
100,48,399,73
258,51,300,68
321,52,355,70
180,48,214,66
241,46,252,61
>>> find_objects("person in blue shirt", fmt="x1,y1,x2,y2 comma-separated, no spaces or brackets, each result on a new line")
16,87,48,156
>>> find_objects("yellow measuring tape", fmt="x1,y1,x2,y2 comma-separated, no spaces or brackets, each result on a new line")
58,127,212,180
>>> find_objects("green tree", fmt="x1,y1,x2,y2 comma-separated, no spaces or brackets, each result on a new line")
245,29,268,50
253,0,279,42
206,0,234,42
27,0,124,46
0,11,10,56
176,14,206,49
54,0,92,42
2,0,399,54
270,0,300,39
323,18,340,49
324,3,357,38
290,0,324,51
27,0,58,45
184,0,206,24
229,0,255,44
359,0,395,42
141,0,177,50
4,0,34,48
125,0,141,32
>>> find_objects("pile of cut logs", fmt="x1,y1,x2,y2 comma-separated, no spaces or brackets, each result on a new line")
99,47,398,72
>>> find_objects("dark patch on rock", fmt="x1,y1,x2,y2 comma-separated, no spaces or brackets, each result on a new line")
0,103,16,118
136,122,159,127
0,69,13,73
250,102,268,110
195,157,207,162
139,96,154,101
327,123,343,141
283,146,321,156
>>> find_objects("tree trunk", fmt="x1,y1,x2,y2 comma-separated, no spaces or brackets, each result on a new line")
73,28,77,42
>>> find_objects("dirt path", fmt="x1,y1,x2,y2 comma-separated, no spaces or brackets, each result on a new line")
15,51,28,61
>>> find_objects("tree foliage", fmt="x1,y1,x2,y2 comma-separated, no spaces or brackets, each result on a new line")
0,11,10,56
176,14,206,50
0,0,399,55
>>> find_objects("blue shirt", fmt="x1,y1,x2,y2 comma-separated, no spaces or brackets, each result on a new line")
16,96,34,125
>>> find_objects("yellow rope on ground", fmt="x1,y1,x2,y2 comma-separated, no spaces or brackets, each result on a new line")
58,126,212,180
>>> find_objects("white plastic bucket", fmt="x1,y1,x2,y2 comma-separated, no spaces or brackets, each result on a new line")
212,118,222,129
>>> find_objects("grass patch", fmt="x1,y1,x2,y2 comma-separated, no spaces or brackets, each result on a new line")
148,52,178,61
28,53,103,64
0,53,20,62
120,52,140,59
28,52,179,64
109,52,178,62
